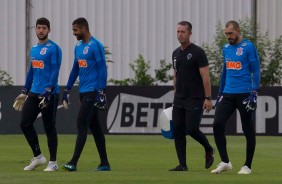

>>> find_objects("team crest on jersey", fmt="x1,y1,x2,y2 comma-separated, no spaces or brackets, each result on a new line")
236,47,243,56
187,53,192,60
40,47,47,55
83,46,89,54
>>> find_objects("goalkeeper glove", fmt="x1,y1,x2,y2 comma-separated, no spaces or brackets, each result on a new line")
94,90,108,111
39,87,52,109
13,88,28,111
62,88,70,109
242,90,258,112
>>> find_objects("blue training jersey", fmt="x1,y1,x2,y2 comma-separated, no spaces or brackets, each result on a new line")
219,38,260,94
24,39,62,94
66,36,107,93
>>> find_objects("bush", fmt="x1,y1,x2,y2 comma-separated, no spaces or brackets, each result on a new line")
108,54,173,86
203,18,282,86
0,68,13,86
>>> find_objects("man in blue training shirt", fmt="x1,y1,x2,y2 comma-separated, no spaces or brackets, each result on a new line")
61,17,110,172
13,17,62,171
211,21,260,175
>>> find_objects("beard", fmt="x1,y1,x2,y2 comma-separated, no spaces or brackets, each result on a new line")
228,36,238,45
75,34,83,40
37,34,48,41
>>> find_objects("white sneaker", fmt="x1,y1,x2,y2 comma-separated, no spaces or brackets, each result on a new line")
238,165,252,174
43,161,58,171
211,161,232,174
24,155,47,171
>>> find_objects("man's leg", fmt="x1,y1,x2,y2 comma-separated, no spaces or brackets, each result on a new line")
237,94,256,169
211,94,236,174
89,108,110,171
20,94,46,170
69,93,96,167
20,95,42,157
41,94,59,162
185,104,214,169
213,95,235,163
172,106,187,168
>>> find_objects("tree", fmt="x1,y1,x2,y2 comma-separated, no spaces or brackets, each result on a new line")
203,18,282,86
108,54,173,86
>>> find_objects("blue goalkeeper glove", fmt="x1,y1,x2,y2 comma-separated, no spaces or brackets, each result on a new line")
39,87,52,109
62,88,70,109
94,90,108,111
242,90,258,112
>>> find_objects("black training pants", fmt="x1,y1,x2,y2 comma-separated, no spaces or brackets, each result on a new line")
70,92,109,166
172,97,212,167
20,93,59,161
213,93,256,168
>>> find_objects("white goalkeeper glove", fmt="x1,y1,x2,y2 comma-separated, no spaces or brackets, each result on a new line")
13,88,28,111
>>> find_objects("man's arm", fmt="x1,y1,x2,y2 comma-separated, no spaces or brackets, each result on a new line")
199,66,212,112
173,70,176,93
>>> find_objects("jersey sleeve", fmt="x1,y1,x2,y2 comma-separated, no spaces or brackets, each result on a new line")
197,48,209,68
248,43,260,90
48,45,62,88
66,49,79,90
24,61,33,90
218,48,227,93
93,41,107,90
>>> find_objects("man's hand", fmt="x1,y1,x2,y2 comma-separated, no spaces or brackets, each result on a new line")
13,88,28,111
203,99,213,113
62,88,70,109
38,87,52,109
94,90,108,111
243,91,258,111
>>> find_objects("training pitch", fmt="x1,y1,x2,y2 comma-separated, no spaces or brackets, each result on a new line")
0,135,281,184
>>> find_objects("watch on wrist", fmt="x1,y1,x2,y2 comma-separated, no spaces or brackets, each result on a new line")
205,96,212,100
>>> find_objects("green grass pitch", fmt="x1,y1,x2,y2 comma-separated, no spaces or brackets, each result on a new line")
0,135,281,184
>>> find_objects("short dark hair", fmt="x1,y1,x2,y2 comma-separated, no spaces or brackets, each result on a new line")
225,20,240,30
177,21,192,32
72,17,89,31
36,17,50,29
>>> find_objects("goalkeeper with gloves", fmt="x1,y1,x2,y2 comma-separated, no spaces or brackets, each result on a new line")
13,17,62,171
61,17,110,172
211,21,260,175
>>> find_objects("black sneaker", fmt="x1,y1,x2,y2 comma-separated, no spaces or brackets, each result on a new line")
169,165,188,171
205,148,215,169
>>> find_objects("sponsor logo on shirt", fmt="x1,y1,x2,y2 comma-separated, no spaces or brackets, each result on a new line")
78,59,87,68
236,47,243,56
40,47,47,55
32,60,44,69
226,61,242,70
83,46,89,54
